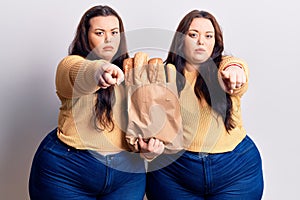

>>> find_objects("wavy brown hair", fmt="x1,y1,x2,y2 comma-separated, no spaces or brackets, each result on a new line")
165,10,235,131
69,5,129,131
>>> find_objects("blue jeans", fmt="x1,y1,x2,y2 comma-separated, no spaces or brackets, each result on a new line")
29,128,146,200
146,135,264,200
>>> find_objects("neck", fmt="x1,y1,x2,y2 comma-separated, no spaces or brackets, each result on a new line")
185,62,198,72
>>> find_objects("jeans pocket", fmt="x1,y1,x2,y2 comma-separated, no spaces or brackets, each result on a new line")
232,135,257,156
41,129,79,158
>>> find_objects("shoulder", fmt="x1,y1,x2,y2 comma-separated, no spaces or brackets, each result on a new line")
58,55,85,66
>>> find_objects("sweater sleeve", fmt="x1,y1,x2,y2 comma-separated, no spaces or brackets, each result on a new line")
55,55,107,99
218,56,249,97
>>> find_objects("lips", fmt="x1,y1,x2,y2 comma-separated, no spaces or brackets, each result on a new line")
195,48,205,53
103,46,114,51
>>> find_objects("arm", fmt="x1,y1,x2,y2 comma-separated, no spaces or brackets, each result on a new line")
218,56,249,96
56,55,124,99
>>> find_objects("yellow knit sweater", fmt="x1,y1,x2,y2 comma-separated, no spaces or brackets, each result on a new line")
180,56,249,153
55,55,130,152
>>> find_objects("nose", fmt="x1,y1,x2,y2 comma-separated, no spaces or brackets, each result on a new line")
105,32,112,43
197,35,204,45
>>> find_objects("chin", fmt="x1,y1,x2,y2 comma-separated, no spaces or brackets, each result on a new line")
196,57,210,64
101,55,114,62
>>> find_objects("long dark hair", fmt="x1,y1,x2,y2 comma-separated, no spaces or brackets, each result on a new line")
69,5,129,131
165,10,235,131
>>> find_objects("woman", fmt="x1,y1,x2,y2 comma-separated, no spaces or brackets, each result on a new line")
146,10,264,199
29,5,163,199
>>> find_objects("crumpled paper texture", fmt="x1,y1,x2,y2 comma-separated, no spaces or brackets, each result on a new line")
123,52,183,153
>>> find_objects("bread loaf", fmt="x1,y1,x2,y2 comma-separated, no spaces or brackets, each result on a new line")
123,58,134,85
148,58,163,83
166,64,176,83
133,52,149,84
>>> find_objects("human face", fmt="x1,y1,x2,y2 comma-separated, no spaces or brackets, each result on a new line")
184,18,215,68
88,16,120,62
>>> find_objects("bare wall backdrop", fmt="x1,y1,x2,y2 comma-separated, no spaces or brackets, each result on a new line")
0,0,299,199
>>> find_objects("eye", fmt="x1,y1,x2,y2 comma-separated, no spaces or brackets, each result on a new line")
95,31,104,36
188,32,198,38
112,31,119,35
206,34,214,39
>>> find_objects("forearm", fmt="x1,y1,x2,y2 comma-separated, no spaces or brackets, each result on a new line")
218,56,249,96
56,55,106,98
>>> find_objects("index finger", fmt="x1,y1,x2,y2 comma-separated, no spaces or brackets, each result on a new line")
229,73,237,89
138,134,148,150
113,67,124,85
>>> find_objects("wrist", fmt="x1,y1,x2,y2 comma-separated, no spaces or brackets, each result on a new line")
223,63,243,71
140,152,158,162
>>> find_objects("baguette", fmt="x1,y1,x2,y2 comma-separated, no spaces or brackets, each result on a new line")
148,58,164,83
150,58,166,83
166,63,176,83
133,52,149,84
123,58,134,85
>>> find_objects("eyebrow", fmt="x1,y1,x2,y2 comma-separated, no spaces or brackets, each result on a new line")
189,29,214,33
94,27,119,31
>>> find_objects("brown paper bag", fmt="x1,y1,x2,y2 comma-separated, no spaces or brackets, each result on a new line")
123,52,183,153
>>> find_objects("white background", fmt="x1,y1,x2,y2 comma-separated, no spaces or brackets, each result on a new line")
0,0,299,199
